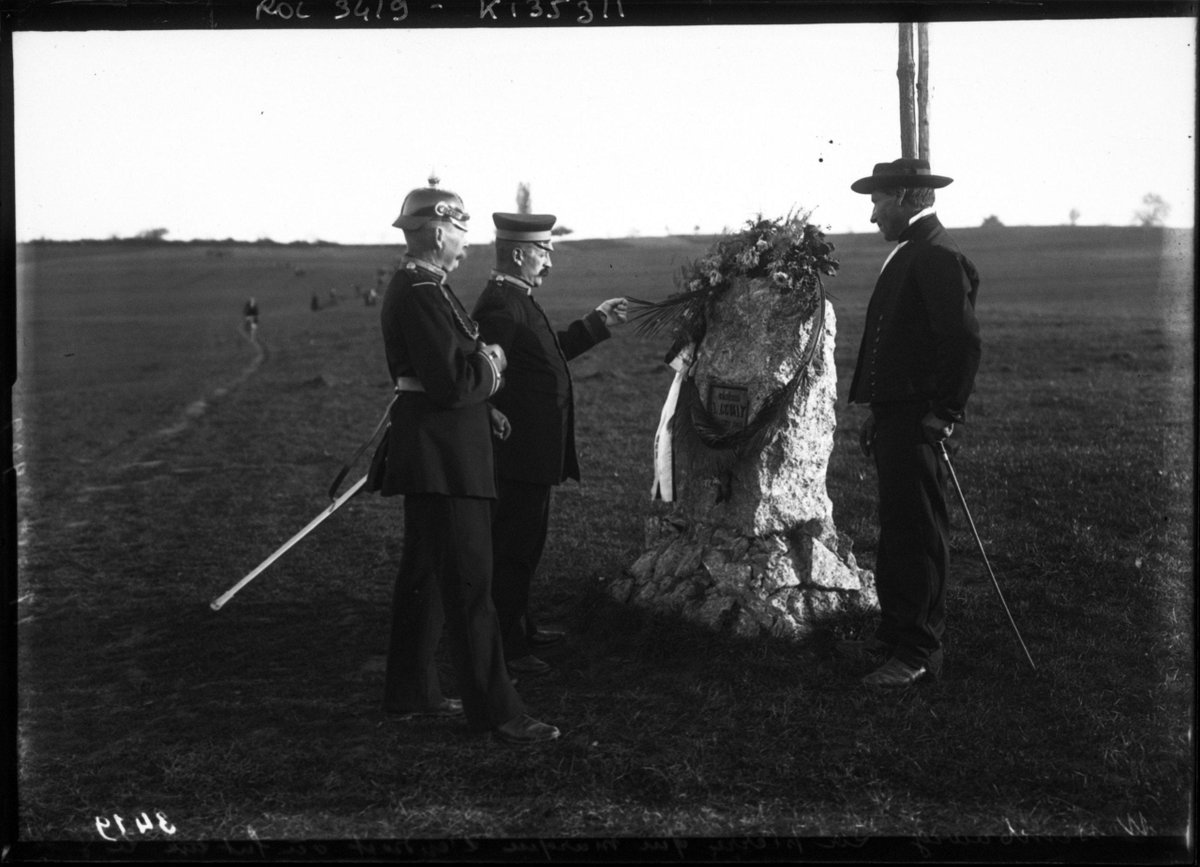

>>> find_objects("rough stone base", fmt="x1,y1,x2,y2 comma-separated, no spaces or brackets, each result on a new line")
608,513,876,639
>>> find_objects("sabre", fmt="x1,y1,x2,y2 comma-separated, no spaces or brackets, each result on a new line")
210,473,368,611
938,441,1037,670
328,394,396,500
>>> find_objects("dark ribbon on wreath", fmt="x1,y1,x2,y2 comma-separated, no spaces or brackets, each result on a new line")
630,274,827,502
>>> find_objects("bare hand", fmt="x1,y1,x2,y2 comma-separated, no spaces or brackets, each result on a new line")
482,342,507,373
489,407,511,441
859,414,877,458
921,411,954,444
596,297,629,326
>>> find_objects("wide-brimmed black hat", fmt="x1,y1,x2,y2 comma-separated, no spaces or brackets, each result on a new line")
851,158,953,194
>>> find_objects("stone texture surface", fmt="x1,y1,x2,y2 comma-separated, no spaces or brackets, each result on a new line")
614,283,875,639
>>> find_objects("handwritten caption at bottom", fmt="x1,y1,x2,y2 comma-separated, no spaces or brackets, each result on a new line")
94,811,176,841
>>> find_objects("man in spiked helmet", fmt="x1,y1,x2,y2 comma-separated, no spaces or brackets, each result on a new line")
842,158,982,688
374,178,560,745
472,212,627,677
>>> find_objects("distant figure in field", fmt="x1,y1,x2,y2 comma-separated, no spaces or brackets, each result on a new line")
365,286,379,307
373,179,560,746
243,297,259,336
328,287,340,306
310,291,321,312
840,157,982,688
471,212,628,678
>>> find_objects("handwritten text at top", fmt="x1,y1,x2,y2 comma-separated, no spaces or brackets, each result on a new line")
255,0,625,23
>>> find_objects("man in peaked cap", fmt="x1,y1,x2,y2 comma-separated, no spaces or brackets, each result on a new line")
840,157,982,688
472,212,628,676
374,179,560,744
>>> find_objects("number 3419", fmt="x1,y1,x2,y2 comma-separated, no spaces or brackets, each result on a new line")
95,811,176,841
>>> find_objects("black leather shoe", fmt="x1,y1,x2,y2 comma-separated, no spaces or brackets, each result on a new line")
529,628,566,648
387,698,463,718
507,655,551,675
494,714,560,745
862,657,928,687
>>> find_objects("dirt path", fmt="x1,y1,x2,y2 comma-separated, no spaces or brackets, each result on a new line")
15,326,270,556
153,325,267,440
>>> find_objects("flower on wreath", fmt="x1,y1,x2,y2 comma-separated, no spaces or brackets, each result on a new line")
737,248,760,269
626,209,840,347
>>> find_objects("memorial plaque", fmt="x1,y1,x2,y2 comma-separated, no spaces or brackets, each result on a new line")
708,383,750,431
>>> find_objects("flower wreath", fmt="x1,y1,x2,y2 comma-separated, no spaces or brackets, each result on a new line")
629,211,839,460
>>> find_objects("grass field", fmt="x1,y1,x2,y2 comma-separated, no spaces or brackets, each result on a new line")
10,225,1194,853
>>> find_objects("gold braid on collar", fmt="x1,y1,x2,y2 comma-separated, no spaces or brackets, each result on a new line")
405,257,480,340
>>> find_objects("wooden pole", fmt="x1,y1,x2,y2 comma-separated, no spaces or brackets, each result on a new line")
917,23,930,161
898,23,917,158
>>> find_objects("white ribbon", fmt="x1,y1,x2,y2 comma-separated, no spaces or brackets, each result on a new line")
651,345,694,502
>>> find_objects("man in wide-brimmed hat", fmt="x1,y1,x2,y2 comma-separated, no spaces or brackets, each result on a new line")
840,158,982,687
375,178,560,745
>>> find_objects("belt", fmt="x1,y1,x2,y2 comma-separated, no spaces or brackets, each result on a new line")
395,376,425,393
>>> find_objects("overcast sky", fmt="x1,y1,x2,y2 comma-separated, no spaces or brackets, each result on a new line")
12,15,1195,243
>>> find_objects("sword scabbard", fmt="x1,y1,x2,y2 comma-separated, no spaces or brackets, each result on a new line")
210,474,369,611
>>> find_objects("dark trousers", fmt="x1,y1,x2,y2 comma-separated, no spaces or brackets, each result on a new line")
491,478,552,660
384,493,524,731
871,404,950,673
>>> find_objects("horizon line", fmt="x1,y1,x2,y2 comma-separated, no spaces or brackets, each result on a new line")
16,223,1193,247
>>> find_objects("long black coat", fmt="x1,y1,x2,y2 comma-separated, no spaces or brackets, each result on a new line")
472,275,609,485
849,215,982,423
377,260,502,498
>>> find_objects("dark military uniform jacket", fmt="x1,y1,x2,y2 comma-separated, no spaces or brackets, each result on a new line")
849,214,982,423
472,272,609,486
377,257,503,498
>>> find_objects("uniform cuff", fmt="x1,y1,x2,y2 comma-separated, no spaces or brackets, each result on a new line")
478,350,503,397
584,309,612,341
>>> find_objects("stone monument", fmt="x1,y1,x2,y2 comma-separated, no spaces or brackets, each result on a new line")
611,214,875,638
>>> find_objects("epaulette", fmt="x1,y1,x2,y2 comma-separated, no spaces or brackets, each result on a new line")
490,271,535,295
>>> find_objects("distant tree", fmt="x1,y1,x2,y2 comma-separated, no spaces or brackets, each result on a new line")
516,182,532,214
693,225,700,233
981,215,1004,229
551,225,574,237
136,227,169,241
1069,208,1080,226
1134,193,1170,227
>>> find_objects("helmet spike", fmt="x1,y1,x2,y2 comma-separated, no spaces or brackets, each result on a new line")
393,178,469,231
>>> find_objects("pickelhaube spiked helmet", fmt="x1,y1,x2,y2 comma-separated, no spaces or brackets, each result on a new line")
392,175,470,231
